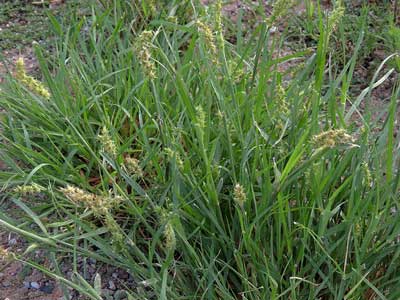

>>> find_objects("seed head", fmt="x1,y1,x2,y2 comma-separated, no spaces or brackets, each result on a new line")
134,31,157,79
164,220,176,252
233,183,246,209
214,0,224,50
98,127,117,157
104,214,124,247
312,129,356,149
266,0,295,26
15,57,51,99
362,162,372,187
328,3,345,33
60,185,109,216
276,84,289,116
196,20,217,61
0,246,14,262
123,157,143,178
12,183,44,195
195,105,206,130
165,147,184,170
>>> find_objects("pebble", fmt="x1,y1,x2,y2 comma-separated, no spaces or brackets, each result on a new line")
118,271,129,279
30,281,40,289
8,238,17,246
108,280,116,290
89,258,97,264
101,289,114,300
2,280,11,287
114,290,128,300
23,281,30,289
40,284,54,294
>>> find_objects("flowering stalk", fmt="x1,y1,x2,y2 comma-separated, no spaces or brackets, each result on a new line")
15,57,50,99
134,31,157,80
98,127,117,158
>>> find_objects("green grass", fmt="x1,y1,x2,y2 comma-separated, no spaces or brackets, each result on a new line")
0,0,399,299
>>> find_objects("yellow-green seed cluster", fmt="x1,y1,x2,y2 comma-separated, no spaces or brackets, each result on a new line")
165,147,184,170
276,84,289,116
362,162,372,187
98,127,117,157
195,105,206,130
196,20,217,60
12,183,44,195
135,31,157,79
266,0,295,26
164,221,176,252
0,246,14,262
60,185,125,249
104,214,125,247
214,0,224,51
328,3,345,33
123,157,143,178
233,183,246,209
60,185,121,217
312,129,355,149
158,207,176,252
15,57,50,99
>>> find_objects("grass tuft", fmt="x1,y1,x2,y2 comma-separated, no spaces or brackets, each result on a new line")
0,0,399,299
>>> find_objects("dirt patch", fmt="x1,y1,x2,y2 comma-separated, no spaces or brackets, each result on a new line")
0,231,64,300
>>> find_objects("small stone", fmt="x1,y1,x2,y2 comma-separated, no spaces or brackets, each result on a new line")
23,281,30,288
8,238,17,246
114,290,128,300
2,280,11,287
89,258,97,264
118,271,128,279
112,272,118,279
30,281,40,289
108,280,116,290
101,289,114,300
40,284,54,294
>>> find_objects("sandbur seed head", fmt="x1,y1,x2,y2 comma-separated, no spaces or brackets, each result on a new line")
98,127,117,157
123,157,143,178
15,57,51,99
135,31,157,79
234,183,246,209
164,221,176,252
12,183,44,195
312,129,356,149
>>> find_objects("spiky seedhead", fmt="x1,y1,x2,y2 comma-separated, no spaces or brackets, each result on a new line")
328,3,345,34
233,183,246,209
312,129,356,149
266,0,295,26
196,20,217,60
12,183,45,195
15,57,51,99
135,31,157,79
0,246,14,262
98,127,117,157
165,147,184,170
195,105,206,130
164,221,176,252
123,157,144,178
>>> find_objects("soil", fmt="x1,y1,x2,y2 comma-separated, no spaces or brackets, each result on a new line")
0,231,64,300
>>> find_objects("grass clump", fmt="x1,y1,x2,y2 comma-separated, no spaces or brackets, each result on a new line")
0,0,399,299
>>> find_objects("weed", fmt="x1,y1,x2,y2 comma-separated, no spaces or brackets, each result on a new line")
0,1,399,299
